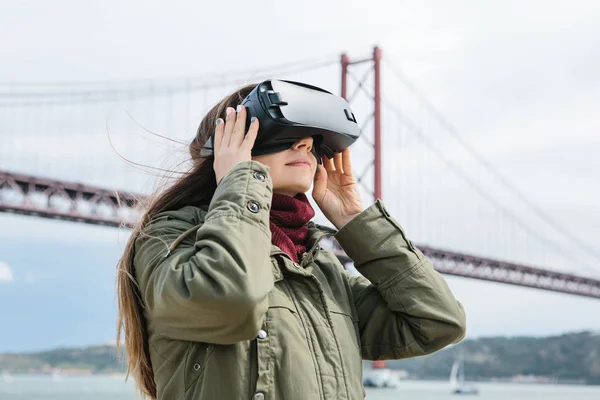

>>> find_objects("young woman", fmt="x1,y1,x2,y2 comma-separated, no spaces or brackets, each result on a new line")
116,84,466,400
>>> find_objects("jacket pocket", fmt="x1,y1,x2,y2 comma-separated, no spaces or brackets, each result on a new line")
327,298,361,350
267,289,298,315
327,301,364,397
184,342,214,392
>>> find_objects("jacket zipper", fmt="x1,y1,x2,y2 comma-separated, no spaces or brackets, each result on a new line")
249,339,258,397
270,230,333,399
282,279,325,399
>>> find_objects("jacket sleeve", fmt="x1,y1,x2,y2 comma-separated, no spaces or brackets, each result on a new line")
133,161,275,345
334,200,467,360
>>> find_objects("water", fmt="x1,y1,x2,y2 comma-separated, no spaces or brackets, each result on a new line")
365,381,600,399
1,375,599,399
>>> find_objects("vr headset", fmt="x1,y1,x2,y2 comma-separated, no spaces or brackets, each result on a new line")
200,79,361,163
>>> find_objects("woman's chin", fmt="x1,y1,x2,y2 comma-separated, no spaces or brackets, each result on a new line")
275,181,312,196
294,181,313,194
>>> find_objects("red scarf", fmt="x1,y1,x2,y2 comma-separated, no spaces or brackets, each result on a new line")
269,193,315,262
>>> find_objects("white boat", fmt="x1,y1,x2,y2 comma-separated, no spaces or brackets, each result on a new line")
363,368,399,388
51,368,63,381
1,371,14,382
450,359,478,395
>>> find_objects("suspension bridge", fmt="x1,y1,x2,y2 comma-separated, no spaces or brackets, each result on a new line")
1,46,599,299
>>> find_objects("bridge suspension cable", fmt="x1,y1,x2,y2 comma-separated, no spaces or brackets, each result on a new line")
384,57,600,266
0,54,338,107
383,97,599,277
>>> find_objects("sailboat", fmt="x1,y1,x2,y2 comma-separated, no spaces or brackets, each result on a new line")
449,359,478,395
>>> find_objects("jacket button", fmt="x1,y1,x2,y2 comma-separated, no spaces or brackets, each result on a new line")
253,393,265,400
193,363,201,371
246,201,260,213
253,171,266,182
257,329,267,339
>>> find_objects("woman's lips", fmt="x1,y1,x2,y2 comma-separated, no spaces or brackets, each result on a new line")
286,162,311,167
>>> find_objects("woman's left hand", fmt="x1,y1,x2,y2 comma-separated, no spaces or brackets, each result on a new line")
312,148,364,230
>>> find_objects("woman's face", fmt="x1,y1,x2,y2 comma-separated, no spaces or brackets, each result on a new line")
252,136,318,197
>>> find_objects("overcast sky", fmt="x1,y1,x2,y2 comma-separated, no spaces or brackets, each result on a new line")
1,0,599,352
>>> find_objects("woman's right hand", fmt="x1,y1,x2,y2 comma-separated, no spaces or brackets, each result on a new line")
213,105,259,185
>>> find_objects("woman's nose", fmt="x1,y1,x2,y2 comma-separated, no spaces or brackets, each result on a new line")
293,136,314,153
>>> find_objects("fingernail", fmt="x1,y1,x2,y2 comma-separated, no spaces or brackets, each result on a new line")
251,116,256,123
316,166,320,173
226,107,234,115
215,118,222,125
236,105,242,112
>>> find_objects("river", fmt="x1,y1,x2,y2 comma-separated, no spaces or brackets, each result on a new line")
1,375,598,399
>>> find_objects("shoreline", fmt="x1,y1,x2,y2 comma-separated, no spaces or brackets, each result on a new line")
2,372,594,386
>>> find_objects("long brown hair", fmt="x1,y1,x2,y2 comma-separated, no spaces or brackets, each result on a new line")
116,83,257,399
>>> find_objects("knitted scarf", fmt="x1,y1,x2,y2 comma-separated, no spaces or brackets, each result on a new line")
269,193,315,262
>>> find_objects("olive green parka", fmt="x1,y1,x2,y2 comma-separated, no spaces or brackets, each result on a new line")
133,160,466,399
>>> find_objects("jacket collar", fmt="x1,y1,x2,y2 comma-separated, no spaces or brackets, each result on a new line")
271,221,337,266
160,205,338,263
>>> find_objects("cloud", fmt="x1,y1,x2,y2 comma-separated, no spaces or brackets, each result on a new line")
0,262,14,283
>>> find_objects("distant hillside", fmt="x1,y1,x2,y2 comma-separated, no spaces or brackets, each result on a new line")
1,331,599,384
0,345,124,374
383,330,600,385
